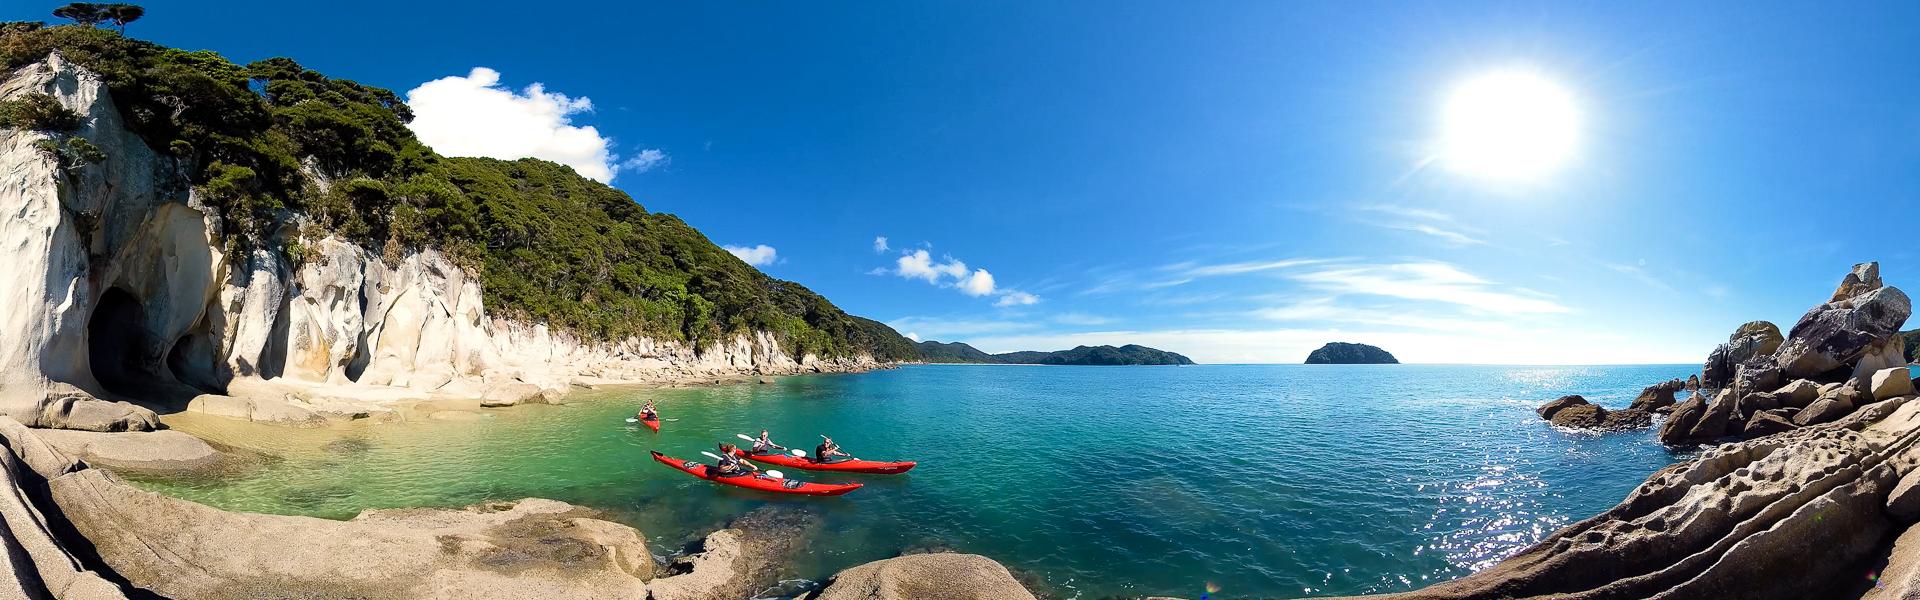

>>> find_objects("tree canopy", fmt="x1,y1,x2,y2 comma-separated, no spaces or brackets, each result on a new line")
51,3,141,31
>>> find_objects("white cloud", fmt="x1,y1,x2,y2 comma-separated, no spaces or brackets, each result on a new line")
723,244,778,267
622,148,670,173
884,246,1028,304
895,250,965,283
406,67,659,183
960,269,997,296
873,236,890,253
995,291,1040,307
904,331,921,342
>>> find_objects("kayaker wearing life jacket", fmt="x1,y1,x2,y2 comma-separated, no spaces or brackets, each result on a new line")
815,437,850,463
714,443,757,476
752,430,785,455
638,402,657,420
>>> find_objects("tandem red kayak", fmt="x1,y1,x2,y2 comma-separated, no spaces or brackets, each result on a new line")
732,448,917,474
650,451,863,496
639,416,660,432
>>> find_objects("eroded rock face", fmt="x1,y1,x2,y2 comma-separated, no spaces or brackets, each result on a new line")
1702,321,1784,389
804,553,1039,600
1775,263,1911,381
1335,395,1920,600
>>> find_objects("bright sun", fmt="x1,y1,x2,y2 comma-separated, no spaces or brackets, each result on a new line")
1441,70,1580,180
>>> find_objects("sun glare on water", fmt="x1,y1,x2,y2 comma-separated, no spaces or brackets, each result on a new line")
1440,69,1580,181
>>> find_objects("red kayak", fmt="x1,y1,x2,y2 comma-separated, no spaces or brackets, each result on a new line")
650,451,863,496
639,416,660,432
733,448,917,474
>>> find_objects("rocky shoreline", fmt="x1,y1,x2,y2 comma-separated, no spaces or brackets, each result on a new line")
1451,261,1920,600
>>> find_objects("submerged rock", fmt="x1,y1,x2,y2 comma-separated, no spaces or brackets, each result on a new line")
803,553,1038,600
1536,395,1589,420
1538,395,1650,431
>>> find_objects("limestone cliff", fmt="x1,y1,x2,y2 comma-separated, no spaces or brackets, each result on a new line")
0,53,879,426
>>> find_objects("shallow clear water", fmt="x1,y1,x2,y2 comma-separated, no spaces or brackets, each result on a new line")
135,364,1694,599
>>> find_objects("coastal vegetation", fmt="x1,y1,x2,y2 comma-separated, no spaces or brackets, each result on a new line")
0,19,916,361
915,341,1194,365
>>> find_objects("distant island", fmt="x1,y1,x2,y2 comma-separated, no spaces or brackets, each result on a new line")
918,341,1194,365
1304,342,1399,364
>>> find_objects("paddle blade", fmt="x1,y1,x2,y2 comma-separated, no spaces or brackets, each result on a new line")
766,470,784,479
700,451,724,461
735,433,756,442
790,449,806,457
625,418,639,423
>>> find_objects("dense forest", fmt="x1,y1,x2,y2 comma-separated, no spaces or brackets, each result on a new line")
0,19,917,361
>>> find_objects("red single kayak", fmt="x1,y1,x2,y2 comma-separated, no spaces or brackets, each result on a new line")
733,449,917,474
650,451,863,496
640,416,660,432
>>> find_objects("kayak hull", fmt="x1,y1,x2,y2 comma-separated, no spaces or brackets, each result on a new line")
733,449,917,474
650,451,862,496
640,417,660,432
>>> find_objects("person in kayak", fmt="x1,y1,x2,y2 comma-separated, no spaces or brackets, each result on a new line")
638,402,657,421
714,443,758,477
752,430,786,455
815,436,850,463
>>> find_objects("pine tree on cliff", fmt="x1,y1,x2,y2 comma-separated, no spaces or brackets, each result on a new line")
51,3,143,32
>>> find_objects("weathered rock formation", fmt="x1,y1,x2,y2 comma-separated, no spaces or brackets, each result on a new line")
0,54,881,430
803,553,1039,600
1628,379,1686,413
1776,262,1911,382
1701,320,1784,389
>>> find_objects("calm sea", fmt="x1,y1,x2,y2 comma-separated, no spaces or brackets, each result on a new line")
136,363,1695,599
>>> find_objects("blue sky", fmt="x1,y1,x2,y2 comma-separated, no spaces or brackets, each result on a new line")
17,1,1920,363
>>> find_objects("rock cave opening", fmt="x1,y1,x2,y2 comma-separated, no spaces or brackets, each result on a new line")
86,287,160,397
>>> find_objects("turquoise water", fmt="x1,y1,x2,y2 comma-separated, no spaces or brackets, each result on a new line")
137,364,1693,599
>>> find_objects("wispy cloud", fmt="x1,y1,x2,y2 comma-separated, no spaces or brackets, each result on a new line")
1602,260,1676,293
1250,297,1514,333
1052,312,1115,326
995,291,1040,307
885,316,1036,339
1180,258,1335,277
1384,223,1487,246
873,236,890,253
1289,261,1570,314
